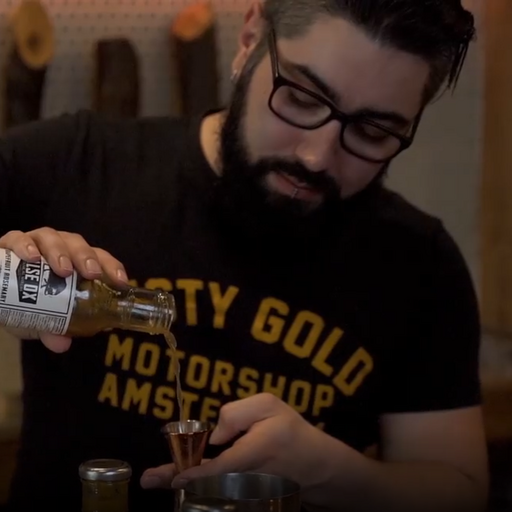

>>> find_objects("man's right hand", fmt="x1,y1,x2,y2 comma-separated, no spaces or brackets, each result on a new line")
0,227,129,353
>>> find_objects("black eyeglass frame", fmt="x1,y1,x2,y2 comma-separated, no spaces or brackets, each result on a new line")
266,27,423,164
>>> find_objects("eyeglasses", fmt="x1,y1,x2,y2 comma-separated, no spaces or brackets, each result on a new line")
267,28,421,163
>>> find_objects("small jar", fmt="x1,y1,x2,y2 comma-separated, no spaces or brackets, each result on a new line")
181,496,237,512
79,459,131,512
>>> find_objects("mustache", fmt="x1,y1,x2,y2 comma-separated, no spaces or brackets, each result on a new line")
251,158,339,194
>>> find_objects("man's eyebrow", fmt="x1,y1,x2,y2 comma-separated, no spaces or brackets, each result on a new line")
286,61,341,105
284,60,411,128
351,108,411,128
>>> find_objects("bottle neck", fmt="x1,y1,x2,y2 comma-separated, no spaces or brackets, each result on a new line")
115,288,176,335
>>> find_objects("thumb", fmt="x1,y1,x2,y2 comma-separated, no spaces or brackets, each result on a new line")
140,464,177,489
172,445,255,489
5,329,72,353
141,459,212,489
40,333,72,353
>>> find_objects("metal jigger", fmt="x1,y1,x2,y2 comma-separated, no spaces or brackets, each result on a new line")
162,420,214,512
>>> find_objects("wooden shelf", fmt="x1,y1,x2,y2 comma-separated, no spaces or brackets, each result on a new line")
482,378,512,443
0,393,21,505
480,0,512,332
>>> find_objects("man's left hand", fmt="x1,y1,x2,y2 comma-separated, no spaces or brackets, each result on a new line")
141,393,329,491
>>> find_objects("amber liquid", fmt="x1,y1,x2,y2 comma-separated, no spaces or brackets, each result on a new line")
163,331,184,422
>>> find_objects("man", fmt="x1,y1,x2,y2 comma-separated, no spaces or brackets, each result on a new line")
0,1,488,511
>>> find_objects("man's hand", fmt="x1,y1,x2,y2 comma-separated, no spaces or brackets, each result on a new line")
141,396,487,512
141,393,334,493
0,227,129,352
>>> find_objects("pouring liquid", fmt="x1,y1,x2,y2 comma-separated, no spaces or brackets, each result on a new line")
163,331,184,422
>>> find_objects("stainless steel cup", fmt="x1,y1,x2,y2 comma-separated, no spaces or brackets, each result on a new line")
183,472,301,512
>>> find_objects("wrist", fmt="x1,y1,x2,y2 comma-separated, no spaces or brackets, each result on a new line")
299,426,378,509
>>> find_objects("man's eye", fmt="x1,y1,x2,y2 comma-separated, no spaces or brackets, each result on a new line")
286,88,322,109
353,123,390,142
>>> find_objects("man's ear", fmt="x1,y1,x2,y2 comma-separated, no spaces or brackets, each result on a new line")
231,1,265,78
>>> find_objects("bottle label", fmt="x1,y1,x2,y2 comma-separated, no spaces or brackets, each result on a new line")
0,248,77,335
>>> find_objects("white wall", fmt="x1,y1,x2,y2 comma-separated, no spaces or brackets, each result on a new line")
388,0,483,290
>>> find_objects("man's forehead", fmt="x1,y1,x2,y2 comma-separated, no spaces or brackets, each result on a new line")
274,16,430,119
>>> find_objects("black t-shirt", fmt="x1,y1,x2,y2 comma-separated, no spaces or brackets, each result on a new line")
0,110,481,512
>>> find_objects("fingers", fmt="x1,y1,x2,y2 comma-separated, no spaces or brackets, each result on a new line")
0,230,42,262
172,444,258,489
0,228,128,284
140,464,177,489
1,228,78,278
5,328,72,354
93,247,128,285
141,459,212,490
54,232,128,285
210,393,284,445
40,333,73,353
36,230,102,279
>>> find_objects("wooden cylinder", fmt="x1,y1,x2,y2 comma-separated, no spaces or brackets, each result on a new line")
93,38,140,118
170,1,220,117
2,0,54,130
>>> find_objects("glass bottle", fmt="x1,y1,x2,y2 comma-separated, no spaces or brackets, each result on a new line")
181,496,237,512
79,459,131,512
0,248,176,337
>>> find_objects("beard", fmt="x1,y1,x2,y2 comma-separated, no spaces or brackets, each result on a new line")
209,60,386,261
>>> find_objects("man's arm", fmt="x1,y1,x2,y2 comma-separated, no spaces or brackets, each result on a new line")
377,406,488,509
303,406,487,512
305,222,488,512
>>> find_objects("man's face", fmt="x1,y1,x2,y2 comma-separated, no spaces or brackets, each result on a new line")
215,13,429,246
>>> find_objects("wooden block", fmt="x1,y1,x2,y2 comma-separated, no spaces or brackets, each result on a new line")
10,0,54,70
2,0,54,130
170,1,220,117
93,38,140,118
3,47,48,130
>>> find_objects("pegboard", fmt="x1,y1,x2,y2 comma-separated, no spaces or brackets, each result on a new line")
0,0,253,120
0,0,483,122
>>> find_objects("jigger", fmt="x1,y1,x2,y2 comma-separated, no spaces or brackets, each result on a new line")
162,420,214,512
162,420,214,473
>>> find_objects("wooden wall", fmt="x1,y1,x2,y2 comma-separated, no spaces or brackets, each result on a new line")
480,0,512,334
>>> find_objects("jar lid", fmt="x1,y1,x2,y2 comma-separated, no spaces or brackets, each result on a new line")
181,496,237,512
79,459,132,482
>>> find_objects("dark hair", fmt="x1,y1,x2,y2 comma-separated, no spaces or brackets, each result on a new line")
254,0,476,105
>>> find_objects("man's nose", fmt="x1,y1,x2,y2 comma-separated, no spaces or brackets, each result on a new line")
294,121,340,172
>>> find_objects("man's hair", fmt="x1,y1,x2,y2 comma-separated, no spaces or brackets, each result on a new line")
253,0,476,105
